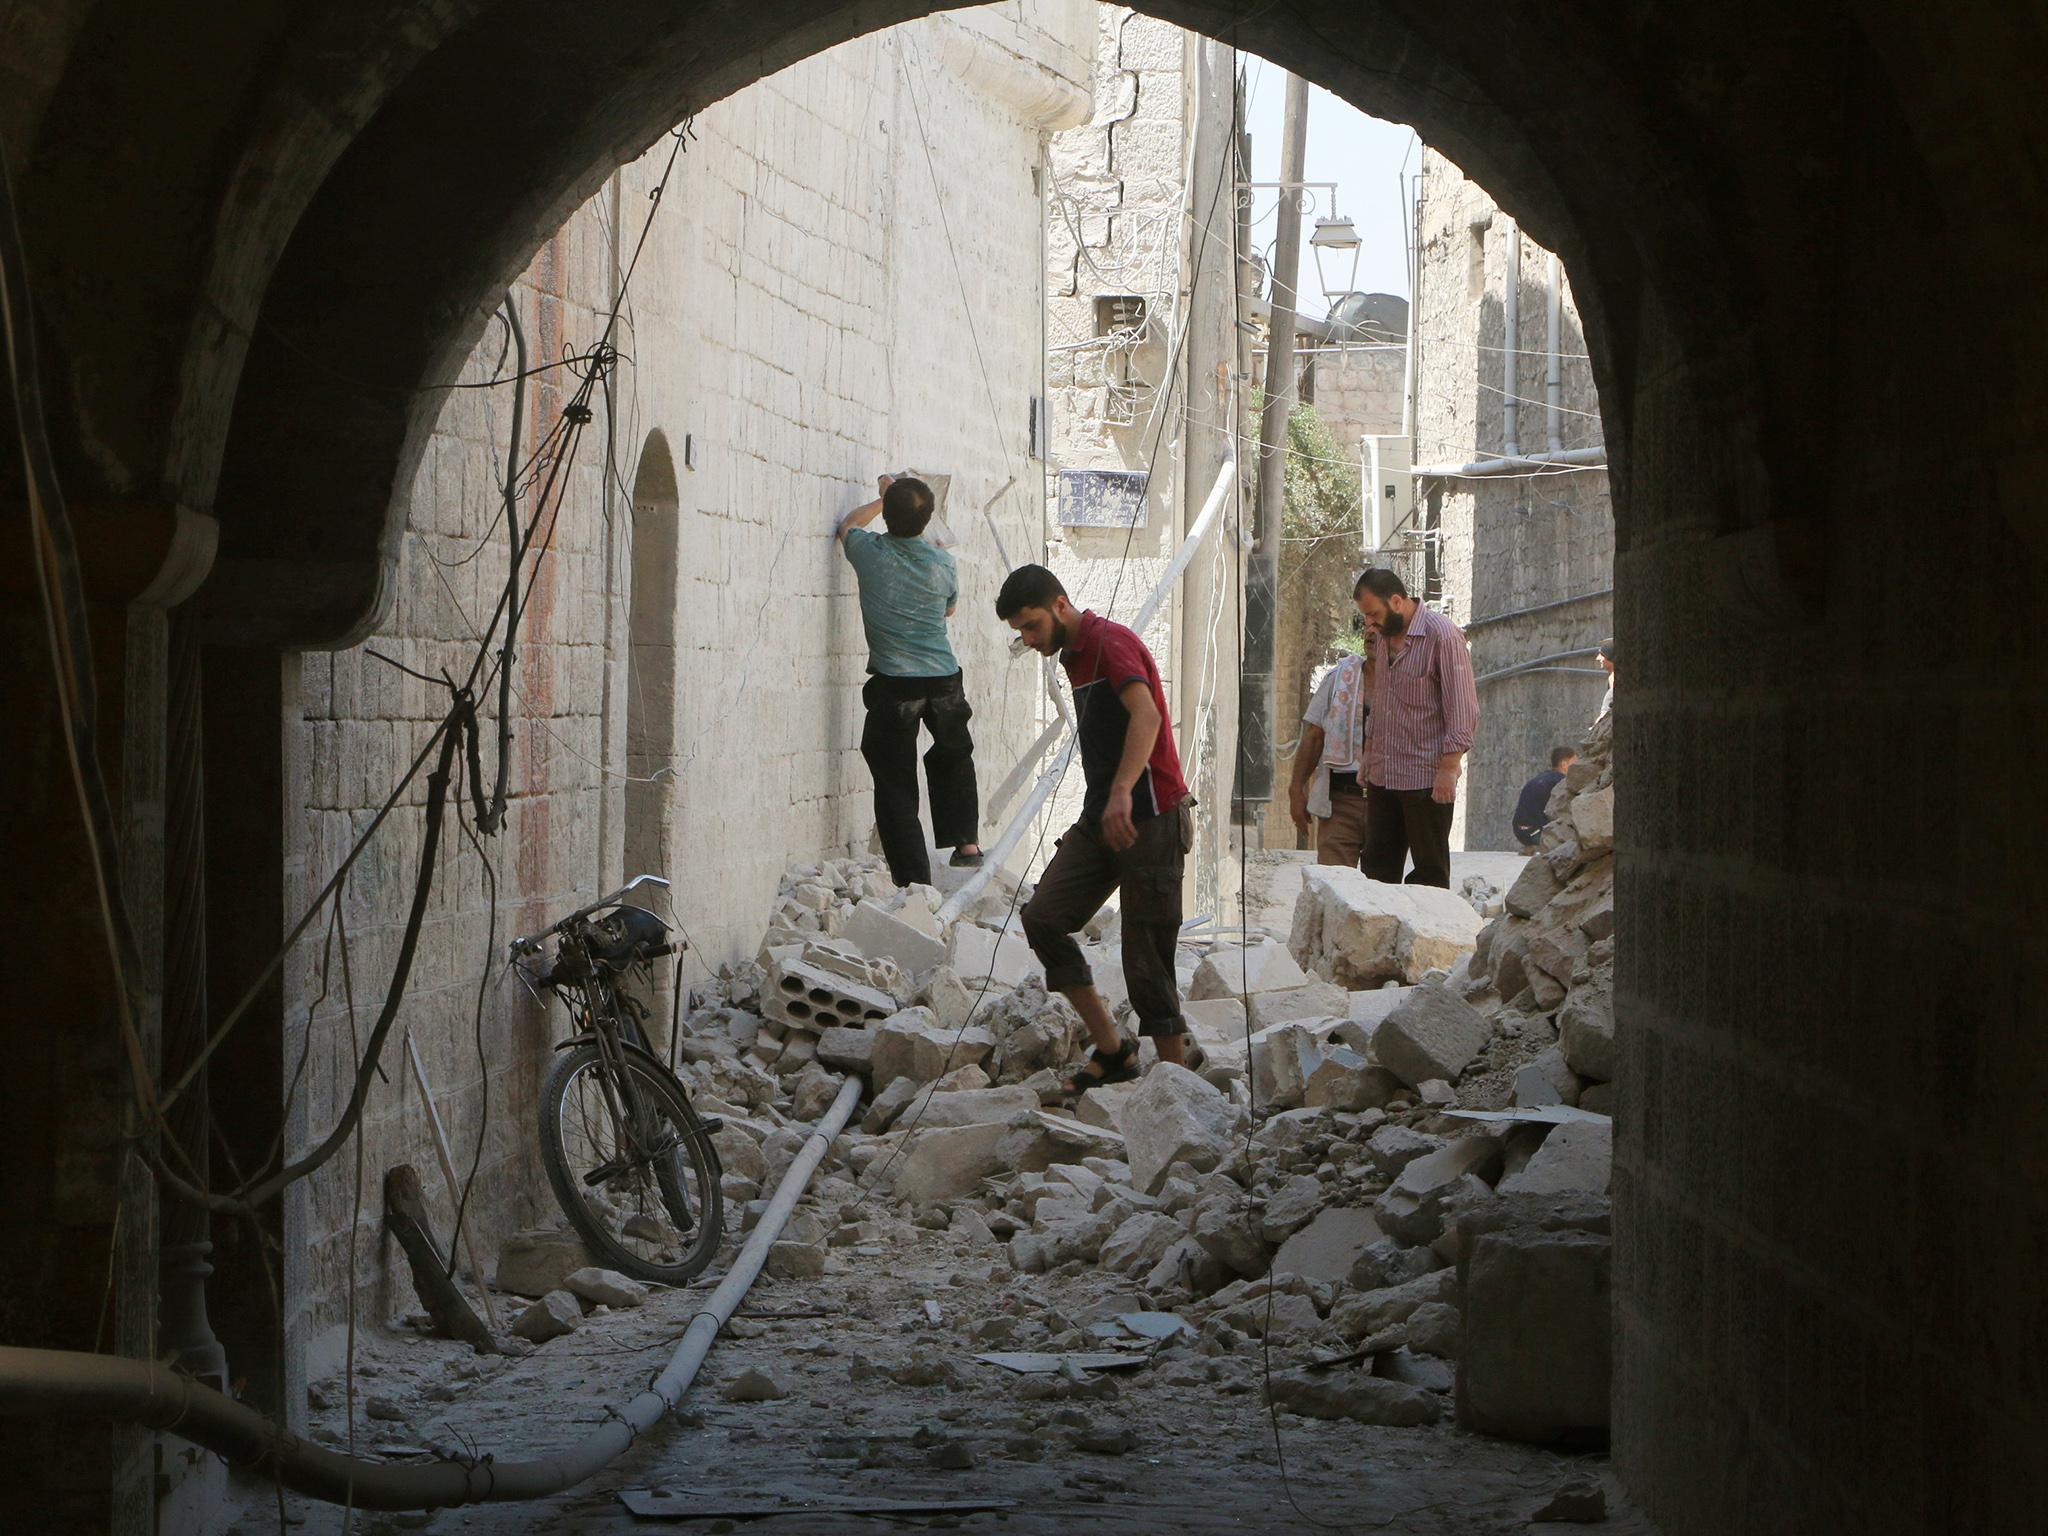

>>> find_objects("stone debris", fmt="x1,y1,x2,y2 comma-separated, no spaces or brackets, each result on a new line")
1266,1367,1441,1426
1288,868,1483,988
562,1267,647,1310
1189,939,1308,1000
511,1289,582,1343
721,1367,789,1403
494,1229,596,1299
1371,986,1493,1089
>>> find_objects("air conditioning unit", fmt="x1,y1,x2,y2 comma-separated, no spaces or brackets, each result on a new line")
1362,435,1413,552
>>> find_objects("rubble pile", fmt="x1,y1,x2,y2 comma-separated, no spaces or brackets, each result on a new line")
495,726,1618,1444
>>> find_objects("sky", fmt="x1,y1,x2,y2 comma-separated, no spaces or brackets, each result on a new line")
1239,59,1421,322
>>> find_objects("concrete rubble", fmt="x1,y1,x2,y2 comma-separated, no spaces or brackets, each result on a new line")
472,731,1621,1464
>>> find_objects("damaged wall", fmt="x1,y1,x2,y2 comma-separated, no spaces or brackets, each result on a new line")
1406,151,1612,852
291,3,1094,1368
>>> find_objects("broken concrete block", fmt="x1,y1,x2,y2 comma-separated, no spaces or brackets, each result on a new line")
1348,1236,1446,1292
886,1118,1018,1204
815,1025,874,1076
1181,996,1249,1063
1328,1265,1458,1341
1512,1048,1582,1108
1557,981,1615,1082
1144,1234,1232,1296
1457,1225,1611,1443
1244,981,1348,1034
790,1063,842,1120
1267,1367,1441,1426
948,922,1040,989
901,1083,1042,1129
1374,1138,1503,1246
1364,1124,1444,1179
1069,1076,1145,1134
1402,1299,1463,1358
1498,1118,1612,1197
1189,940,1309,1001
1504,857,1561,920
764,955,896,1030
1192,1199,1269,1278
918,965,983,1031
1288,867,1483,988
1577,1081,1615,1115
1250,1023,1323,1111
860,1074,922,1134
766,1239,827,1279
721,1366,789,1403
995,1110,1125,1174
1304,1046,1401,1112
1258,1173,1328,1243
1118,1063,1238,1194
869,1007,996,1089
494,1229,595,1298
843,899,949,975
1099,1211,1185,1276
1270,1207,1383,1285
511,1289,583,1343
562,1267,647,1310
1567,785,1614,857
1372,986,1494,1089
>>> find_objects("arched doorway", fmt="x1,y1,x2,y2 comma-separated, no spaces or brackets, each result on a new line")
623,430,681,888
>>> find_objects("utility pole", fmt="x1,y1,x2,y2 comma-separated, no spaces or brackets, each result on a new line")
1235,70,1309,827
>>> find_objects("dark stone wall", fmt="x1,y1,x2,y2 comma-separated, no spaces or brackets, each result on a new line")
2,1,2044,1530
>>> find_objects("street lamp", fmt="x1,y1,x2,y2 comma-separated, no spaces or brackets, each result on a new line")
1310,214,1362,303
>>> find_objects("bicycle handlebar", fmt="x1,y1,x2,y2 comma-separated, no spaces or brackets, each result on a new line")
508,874,670,957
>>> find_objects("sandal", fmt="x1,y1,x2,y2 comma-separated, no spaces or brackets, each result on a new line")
1062,1038,1140,1098
948,848,985,869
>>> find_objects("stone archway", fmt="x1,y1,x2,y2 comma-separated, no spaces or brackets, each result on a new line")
5,5,2048,1533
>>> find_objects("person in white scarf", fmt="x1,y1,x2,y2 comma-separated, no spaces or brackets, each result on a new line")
1288,594,1377,867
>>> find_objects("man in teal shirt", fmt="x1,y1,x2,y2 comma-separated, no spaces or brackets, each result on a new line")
835,474,982,886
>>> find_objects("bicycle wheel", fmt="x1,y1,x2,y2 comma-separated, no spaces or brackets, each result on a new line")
539,1041,724,1284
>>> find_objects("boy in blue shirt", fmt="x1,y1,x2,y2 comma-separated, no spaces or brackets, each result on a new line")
835,475,983,885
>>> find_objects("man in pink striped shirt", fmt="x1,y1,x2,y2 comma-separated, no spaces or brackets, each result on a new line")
1354,568,1479,888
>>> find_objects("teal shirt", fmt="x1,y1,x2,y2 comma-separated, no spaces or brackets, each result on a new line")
841,526,962,678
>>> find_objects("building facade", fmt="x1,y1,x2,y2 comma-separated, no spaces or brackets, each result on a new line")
1398,147,1613,851
288,1,1096,1377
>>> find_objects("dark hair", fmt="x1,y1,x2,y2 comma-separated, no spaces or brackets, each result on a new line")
995,563,1068,619
1551,745,1577,770
1354,567,1409,601
882,477,936,537
1598,637,1617,666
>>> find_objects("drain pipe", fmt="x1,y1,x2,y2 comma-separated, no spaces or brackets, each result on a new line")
0,1078,864,1511
1544,252,1564,454
1500,219,1520,458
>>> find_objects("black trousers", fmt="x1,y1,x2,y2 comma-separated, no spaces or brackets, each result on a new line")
1361,783,1455,889
860,671,979,887
1020,805,1190,1036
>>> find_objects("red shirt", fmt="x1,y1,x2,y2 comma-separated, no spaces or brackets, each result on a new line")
1059,610,1189,823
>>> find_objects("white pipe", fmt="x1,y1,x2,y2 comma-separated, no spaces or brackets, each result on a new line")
1501,218,1520,458
1410,446,1607,478
936,457,1237,928
1545,252,1564,454
0,1078,866,1511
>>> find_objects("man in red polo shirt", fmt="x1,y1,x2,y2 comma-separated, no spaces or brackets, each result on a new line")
995,565,1194,1095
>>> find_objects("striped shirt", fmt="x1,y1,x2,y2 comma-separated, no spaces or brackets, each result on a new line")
1363,605,1480,792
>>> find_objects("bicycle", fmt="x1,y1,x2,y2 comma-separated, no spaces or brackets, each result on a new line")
509,874,725,1284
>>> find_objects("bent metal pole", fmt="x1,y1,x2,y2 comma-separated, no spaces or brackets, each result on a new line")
0,1077,865,1512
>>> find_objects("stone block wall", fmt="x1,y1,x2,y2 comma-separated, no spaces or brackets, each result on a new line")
1407,150,1612,851
290,3,1092,1352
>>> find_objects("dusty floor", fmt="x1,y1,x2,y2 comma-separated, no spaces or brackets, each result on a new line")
224,1206,1651,1536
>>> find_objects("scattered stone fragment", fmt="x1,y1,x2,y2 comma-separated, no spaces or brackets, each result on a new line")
1513,1047,1582,1108
815,1025,875,1075
1250,1024,1323,1111
861,1075,923,1134
1288,868,1482,988
1258,1173,1328,1243
1418,1079,1456,1107
1458,1217,1611,1443
1304,1047,1400,1112
364,1395,407,1423
1245,981,1349,1032
1189,940,1308,1000
1192,1200,1269,1279
1372,986,1493,1089
871,1008,996,1088
562,1267,647,1309
1364,1125,1444,1179
767,1240,827,1279
721,1367,789,1403
1499,1118,1613,1197
511,1289,582,1343
1266,1368,1441,1426
494,1228,595,1298
842,899,949,974
1271,1207,1384,1285
1118,1064,1236,1194
1557,982,1615,1082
